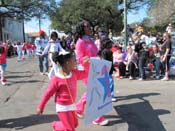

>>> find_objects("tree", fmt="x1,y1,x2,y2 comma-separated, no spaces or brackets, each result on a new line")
146,0,175,26
0,0,57,19
50,0,150,34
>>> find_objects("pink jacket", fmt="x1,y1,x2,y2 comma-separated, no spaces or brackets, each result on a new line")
75,37,98,71
38,69,87,111
75,37,98,85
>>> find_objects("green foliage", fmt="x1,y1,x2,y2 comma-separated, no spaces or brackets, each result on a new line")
51,0,124,34
0,0,57,20
51,0,151,34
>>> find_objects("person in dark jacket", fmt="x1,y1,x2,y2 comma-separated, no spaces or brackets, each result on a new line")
135,41,149,80
98,37,117,102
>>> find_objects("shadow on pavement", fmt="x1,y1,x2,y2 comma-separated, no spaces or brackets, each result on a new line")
6,75,32,79
106,93,170,131
6,80,43,86
6,71,32,74
116,93,160,101
0,114,58,130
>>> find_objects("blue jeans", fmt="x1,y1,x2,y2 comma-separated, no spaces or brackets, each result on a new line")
138,59,146,79
153,59,162,77
38,54,49,73
109,75,114,98
17,50,22,61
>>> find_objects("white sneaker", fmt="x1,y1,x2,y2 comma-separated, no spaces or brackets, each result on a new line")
44,72,49,75
92,119,109,126
138,78,143,81
161,77,169,81
1,81,6,86
120,76,123,79
77,113,84,118
155,76,160,80
112,97,117,102
129,76,133,80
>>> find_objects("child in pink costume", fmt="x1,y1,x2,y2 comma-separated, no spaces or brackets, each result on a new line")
75,20,109,126
37,51,88,131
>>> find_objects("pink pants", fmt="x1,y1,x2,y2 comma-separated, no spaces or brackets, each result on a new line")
76,79,105,122
76,92,105,122
52,111,78,131
76,92,87,115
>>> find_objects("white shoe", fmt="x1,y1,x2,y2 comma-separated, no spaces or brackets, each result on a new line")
129,76,133,80
161,77,169,81
44,72,49,75
112,97,117,102
1,81,6,85
120,76,123,79
92,119,109,126
155,76,160,80
138,78,143,81
77,113,84,118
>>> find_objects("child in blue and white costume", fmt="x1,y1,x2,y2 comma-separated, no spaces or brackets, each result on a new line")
42,31,66,79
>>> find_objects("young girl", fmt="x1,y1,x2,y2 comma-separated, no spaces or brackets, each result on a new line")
42,31,65,79
37,51,88,131
98,38,117,102
0,42,8,85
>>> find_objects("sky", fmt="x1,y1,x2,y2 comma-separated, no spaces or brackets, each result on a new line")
24,6,147,34
127,6,147,24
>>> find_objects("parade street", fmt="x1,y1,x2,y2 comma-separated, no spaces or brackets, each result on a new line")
0,56,175,131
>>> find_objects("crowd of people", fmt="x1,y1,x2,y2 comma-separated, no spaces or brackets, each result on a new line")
112,23,175,81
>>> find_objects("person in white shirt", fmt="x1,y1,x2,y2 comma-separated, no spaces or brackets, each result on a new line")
166,23,174,34
42,31,66,79
12,41,23,61
34,30,49,75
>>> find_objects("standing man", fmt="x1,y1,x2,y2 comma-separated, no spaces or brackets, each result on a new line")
35,30,49,75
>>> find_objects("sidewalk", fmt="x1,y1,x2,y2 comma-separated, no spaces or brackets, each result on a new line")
0,56,175,131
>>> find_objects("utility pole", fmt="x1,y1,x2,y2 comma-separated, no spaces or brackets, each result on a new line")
38,1,42,31
39,13,41,31
0,17,2,41
124,0,128,47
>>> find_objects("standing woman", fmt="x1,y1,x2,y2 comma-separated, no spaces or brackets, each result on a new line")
75,20,109,126
161,32,172,81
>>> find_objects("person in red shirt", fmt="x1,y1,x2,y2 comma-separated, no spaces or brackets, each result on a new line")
25,41,32,58
0,42,8,85
37,51,88,131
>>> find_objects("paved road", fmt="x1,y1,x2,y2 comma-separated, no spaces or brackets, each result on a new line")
0,56,175,131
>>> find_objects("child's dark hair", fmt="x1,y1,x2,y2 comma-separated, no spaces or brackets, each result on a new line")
0,46,5,54
100,37,113,50
98,37,113,57
50,31,58,39
52,51,74,67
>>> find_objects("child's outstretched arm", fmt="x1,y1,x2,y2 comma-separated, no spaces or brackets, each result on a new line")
37,77,58,115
